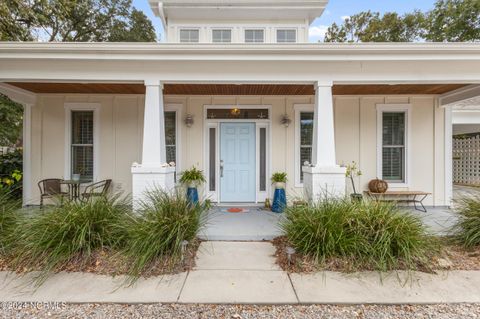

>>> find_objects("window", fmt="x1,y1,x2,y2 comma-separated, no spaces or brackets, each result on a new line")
165,111,176,164
294,105,314,186
245,29,264,43
382,112,406,182
377,105,411,185
259,127,267,191
180,29,199,43
209,127,216,191
206,108,269,119
71,111,94,181
277,29,296,43
212,29,231,43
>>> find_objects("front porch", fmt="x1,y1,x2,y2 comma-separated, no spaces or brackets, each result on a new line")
0,80,473,208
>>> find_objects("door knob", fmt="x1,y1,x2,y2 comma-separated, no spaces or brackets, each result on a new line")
220,160,224,177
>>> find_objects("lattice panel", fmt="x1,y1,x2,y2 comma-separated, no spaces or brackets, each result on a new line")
453,136,480,186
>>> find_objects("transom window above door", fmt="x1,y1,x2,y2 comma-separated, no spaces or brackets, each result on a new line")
206,108,269,120
212,29,232,43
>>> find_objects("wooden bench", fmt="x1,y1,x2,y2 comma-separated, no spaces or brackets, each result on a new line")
364,191,431,212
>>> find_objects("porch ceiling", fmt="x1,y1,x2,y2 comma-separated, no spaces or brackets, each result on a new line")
5,82,469,96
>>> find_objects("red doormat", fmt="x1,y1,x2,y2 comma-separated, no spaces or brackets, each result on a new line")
223,207,250,213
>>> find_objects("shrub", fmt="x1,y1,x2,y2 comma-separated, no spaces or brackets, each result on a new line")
0,189,21,253
119,189,207,282
0,149,23,199
281,198,437,271
452,195,480,248
10,194,129,284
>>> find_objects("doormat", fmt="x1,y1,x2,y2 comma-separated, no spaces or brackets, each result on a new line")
223,207,250,213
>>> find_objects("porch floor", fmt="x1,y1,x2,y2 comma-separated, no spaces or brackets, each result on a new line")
199,205,458,240
198,206,284,241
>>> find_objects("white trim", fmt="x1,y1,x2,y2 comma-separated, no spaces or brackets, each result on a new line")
203,104,272,203
64,103,100,181
439,84,480,107
294,104,314,188
445,106,453,206
376,104,412,188
0,83,36,105
22,103,32,205
165,103,183,173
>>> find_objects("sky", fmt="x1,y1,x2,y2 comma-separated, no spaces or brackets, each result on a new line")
132,0,437,42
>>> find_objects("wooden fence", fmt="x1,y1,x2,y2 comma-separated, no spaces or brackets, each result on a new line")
453,136,480,186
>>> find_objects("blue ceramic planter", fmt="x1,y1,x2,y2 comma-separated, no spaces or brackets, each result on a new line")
272,188,286,213
187,187,199,205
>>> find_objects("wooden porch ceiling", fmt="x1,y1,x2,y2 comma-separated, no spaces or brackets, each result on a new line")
6,82,468,96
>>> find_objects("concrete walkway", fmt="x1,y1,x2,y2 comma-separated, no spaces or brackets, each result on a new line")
1,241,480,304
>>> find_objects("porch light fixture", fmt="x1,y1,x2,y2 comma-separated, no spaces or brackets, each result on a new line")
281,114,291,127
184,114,194,127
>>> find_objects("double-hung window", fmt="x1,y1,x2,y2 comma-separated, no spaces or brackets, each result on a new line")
212,29,231,43
277,29,297,43
71,111,94,181
377,105,411,185
245,29,264,43
180,29,199,43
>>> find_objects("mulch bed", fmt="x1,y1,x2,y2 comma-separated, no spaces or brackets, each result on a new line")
273,236,480,273
0,238,200,278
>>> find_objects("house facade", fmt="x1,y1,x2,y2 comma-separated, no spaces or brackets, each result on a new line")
0,0,479,206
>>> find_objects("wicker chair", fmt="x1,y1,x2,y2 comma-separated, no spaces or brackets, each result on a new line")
38,178,68,207
81,179,112,201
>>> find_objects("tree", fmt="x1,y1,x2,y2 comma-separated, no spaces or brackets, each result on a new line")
0,0,157,42
425,0,480,42
324,0,479,42
0,94,23,147
324,10,425,43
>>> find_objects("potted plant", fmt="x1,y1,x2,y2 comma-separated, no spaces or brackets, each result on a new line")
345,161,362,202
179,166,206,204
271,172,287,213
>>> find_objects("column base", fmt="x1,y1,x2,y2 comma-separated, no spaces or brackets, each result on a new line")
302,165,346,202
131,164,175,206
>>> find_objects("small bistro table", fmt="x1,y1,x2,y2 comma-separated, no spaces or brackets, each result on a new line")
364,190,431,212
61,180,90,201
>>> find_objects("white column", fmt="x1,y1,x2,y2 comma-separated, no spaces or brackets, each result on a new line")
132,80,175,205
303,81,346,201
142,80,167,166
22,103,32,206
312,81,337,167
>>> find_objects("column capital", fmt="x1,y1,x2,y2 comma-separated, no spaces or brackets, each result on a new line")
144,79,164,89
314,80,333,89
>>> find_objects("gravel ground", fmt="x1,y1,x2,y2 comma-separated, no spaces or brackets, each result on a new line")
2,303,480,319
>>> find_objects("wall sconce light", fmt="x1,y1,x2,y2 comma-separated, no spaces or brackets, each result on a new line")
281,114,291,127
184,114,194,127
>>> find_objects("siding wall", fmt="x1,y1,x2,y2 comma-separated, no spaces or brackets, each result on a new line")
28,93,446,206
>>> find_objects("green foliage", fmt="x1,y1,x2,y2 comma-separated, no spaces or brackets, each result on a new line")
10,195,129,285
0,149,23,198
281,199,437,271
179,166,206,186
118,189,207,282
271,172,287,184
0,189,21,254
0,94,23,147
325,10,425,43
425,0,480,42
452,195,480,248
0,0,156,42
324,0,479,43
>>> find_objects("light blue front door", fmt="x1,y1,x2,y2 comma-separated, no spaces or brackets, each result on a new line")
220,123,256,202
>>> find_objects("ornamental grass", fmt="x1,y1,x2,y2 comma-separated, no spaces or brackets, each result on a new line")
281,198,438,272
